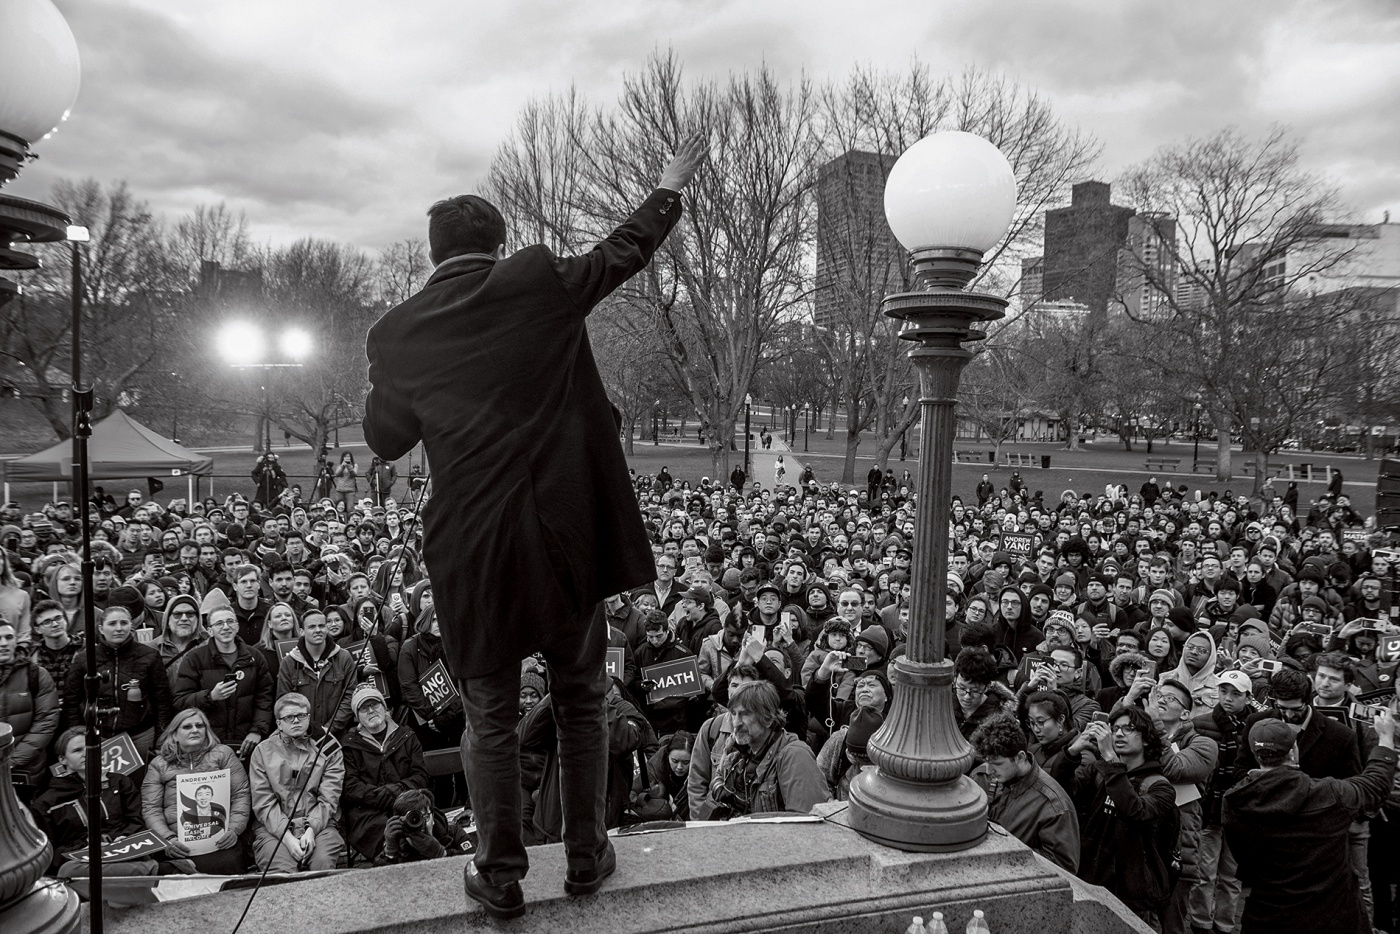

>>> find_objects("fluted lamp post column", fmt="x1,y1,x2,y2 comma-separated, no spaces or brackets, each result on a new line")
847,131,1017,852
0,1,84,932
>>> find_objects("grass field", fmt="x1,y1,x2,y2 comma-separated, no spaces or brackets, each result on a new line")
1,419,1382,517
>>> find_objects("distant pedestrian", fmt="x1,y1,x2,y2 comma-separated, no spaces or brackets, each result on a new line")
1328,467,1344,499
774,456,785,485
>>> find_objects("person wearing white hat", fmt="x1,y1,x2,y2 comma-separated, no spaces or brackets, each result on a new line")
1188,667,1256,934
340,682,430,862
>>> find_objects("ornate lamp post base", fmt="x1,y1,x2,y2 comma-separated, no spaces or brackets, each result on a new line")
846,248,1007,853
847,657,987,851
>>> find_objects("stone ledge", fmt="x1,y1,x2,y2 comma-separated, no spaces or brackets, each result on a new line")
104,820,1149,934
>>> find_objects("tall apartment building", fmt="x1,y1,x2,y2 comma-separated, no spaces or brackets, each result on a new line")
1039,181,1136,321
813,149,904,333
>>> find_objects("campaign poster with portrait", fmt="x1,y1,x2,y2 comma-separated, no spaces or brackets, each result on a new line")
176,768,232,856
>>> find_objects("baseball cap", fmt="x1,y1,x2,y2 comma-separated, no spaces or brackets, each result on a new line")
1249,718,1296,756
1217,670,1253,695
681,585,714,606
754,582,782,600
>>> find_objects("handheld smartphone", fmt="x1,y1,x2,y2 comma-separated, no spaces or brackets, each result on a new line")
842,656,868,673
1091,711,1111,725
220,673,238,686
1255,659,1283,675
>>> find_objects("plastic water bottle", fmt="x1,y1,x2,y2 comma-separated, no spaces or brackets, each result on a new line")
905,917,926,934
966,909,991,934
926,912,950,934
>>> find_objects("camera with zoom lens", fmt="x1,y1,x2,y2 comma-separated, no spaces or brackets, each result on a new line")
402,808,426,831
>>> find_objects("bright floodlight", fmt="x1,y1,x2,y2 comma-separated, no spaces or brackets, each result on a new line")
280,328,312,360
65,225,89,242
883,130,1017,254
217,321,265,365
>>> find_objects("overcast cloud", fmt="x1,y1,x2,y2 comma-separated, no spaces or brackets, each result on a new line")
8,0,1397,253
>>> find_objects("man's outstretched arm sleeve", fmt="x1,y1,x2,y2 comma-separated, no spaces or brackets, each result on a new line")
364,330,422,461
550,189,683,316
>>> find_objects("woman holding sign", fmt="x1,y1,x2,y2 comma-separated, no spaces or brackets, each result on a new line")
142,708,251,874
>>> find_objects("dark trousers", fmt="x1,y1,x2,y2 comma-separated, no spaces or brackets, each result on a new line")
458,601,608,885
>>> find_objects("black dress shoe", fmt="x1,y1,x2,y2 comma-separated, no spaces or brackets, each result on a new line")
564,841,616,896
464,862,526,920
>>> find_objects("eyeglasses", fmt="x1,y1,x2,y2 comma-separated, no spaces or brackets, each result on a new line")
953,681,988,697
209,618,238,629
1109,723,1140,736
279,713,309,724
38,616,67,627
171,610,197,618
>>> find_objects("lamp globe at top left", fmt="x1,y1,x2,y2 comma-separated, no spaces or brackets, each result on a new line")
0,0,81,146
883,130,1017,255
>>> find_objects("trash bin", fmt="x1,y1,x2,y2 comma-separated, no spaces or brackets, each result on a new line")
987,451,995,464
1041,455,1051,469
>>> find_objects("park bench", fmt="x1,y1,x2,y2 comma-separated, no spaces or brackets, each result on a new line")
1192,459,1217,474
1144,456,1181,472
657,430,688,443
953,450,988,465
1001,452,1038,468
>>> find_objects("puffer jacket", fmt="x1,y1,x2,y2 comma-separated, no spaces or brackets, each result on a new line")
0,661,60,780
141,742,251,840
172,638,275,749
62,635,174,740
1193,701,1254,826
275,641,356,735
339,719,429,859
248,728,345,840
1158,721,1219,890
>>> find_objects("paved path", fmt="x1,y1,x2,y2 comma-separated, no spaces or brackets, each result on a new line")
746,436,807,492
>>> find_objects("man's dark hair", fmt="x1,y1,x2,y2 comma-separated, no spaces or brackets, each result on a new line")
1269,667,1313,703
1049,644,1083,667
1108,703,1167,761
739,567,763,585
427,195,507,264
970,713,1028,761
1310,651,1355,684
265,557,292,578
954,647,998,687
1026,690,1069,725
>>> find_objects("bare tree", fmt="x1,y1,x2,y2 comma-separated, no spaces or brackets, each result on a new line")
957,344,1036,464
1,179,185,439
1116,126,1357,483
815,65,1101,479
375,238,431,306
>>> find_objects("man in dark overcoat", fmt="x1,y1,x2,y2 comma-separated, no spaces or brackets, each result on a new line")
363,137,705,920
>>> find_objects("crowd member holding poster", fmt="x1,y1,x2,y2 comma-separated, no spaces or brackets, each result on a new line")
142,708,250,874
177,774,231,853
249,693,346,871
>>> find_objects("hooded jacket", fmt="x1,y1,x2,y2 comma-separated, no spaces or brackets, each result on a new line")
156,595,207,683
1160,630,1220,710
1224,746,1397,934
275,640,356,735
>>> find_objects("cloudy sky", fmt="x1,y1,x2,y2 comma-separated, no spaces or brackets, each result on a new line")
9,0,1398,255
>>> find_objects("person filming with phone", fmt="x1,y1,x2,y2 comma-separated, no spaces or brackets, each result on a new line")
1225,697,1400,934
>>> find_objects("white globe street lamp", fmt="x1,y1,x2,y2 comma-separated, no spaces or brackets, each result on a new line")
846,131,1016,853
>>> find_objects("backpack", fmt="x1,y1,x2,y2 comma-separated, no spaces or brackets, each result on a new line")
1137,773,1183,891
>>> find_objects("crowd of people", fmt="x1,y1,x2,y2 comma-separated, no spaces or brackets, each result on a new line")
0,460,1396,932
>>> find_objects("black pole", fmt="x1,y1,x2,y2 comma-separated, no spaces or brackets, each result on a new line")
804,408,809,453
72,238,102,931
1193,408,1201,465
743,403,751,479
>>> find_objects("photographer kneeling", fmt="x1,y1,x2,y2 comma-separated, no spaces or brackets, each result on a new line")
375,788,470,865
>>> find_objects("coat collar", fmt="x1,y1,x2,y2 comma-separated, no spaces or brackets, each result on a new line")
426,252,497,286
